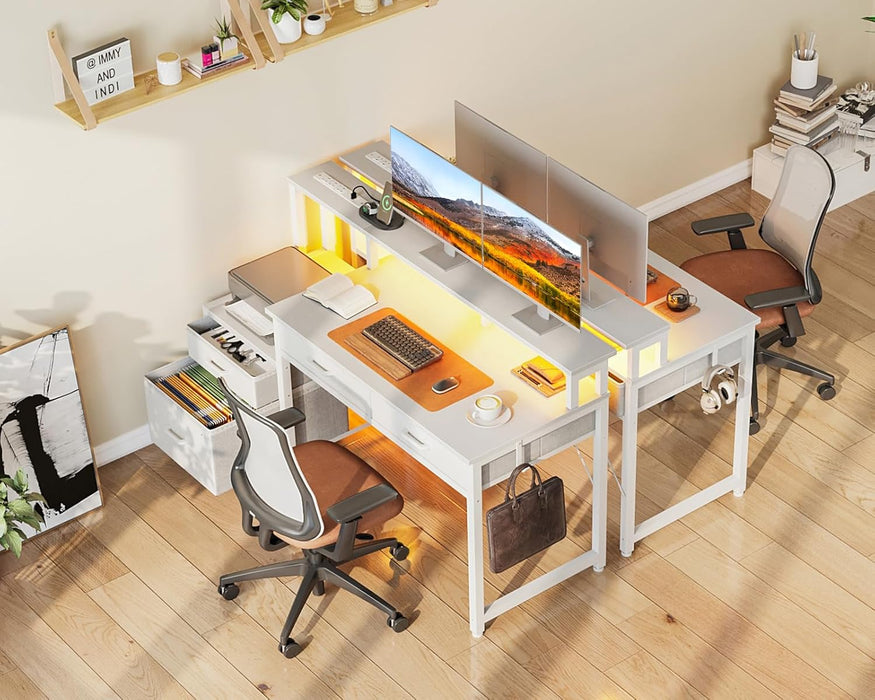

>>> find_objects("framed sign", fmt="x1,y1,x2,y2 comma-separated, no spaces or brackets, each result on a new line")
71,37,134,106
0,327,102,542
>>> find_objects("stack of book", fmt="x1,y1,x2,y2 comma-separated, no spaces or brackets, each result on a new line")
769,75,839,155
182,46,248,80
152,362,232,429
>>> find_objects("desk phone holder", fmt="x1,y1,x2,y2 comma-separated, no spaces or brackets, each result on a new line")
358,203,404,230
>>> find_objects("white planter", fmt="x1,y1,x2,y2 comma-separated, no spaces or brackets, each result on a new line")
266,12,302,44
213,35,239,61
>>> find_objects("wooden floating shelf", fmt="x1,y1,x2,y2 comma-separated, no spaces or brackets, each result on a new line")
254,0,431,62
50,0,435,130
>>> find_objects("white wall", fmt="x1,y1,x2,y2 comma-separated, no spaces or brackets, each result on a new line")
1,1,870,448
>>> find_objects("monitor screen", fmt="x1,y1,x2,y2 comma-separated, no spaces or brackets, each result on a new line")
547,158,648,303
482,184,582,329
390,126,483,263
454,101,549,221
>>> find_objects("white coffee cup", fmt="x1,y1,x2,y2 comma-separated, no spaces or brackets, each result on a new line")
474,394,503,422
156,51,182,86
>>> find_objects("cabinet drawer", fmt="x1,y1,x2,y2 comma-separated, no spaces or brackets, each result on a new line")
371,401,467,491
187,316,277,409
144,359,241,495
279,327,372,421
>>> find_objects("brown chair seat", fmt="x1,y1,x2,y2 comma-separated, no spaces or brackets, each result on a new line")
681,249,814,330
275,440,404,550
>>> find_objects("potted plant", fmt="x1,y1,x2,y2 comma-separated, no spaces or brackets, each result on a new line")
262,0,310,44
1,469,46,558
214,16,239,61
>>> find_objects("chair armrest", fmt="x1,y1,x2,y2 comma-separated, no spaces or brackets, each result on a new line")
327,483,398,524
691,213,756,235
266,407,306,430
744,286,809,310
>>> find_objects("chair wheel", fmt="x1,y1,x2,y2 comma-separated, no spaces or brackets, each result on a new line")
817,383,836,400
749,420,760,436
218,583,239,601
390,543,409,561
387,612,409,633
313,581,325,597
278,638,302,658
780,337,797,347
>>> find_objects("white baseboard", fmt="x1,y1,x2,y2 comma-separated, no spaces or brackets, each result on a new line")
93,424,152,468
639,158,753,220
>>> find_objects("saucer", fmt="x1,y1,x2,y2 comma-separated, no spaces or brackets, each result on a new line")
466,406,512,428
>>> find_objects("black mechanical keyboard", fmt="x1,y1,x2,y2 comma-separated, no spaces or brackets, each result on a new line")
361,314,443,372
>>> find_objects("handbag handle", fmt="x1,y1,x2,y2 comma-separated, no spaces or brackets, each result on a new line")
504,463,544,509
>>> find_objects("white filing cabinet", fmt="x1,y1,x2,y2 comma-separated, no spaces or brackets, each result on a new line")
145,293,348,495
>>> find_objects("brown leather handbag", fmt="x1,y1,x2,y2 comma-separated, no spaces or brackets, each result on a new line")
486,463,566,573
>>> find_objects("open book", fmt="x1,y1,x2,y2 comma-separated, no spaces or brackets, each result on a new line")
302,273,377,319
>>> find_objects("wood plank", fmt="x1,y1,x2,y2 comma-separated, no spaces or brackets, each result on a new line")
521,645,634,699
844,433,875,472
32,520,128,592
605,650,706,700
0,668,48,700
203,614,338,699
667,538,875,695
0,577,116,698
618,604,778,699
446,639,559,699
0,645,15,675
740,542,875,659
89,573,261,699
77,491,245,634
858,331,875,356
7,557,191,699
617,555,847,698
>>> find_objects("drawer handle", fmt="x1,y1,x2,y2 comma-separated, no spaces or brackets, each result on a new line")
209,359,228,374
311,359,332,375
403,431,427,448
166,427,185,443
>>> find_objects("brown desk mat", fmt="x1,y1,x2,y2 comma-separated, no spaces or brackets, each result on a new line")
651,300,700,323
645,265,682,305
328,308,493,412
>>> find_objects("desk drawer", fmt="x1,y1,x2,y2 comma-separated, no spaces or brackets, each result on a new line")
187,317,277,409
371,401,467,491
280,328,372,422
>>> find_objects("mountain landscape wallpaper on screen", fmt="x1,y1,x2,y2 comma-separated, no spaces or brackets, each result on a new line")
391,128,483,262
482,188,582,327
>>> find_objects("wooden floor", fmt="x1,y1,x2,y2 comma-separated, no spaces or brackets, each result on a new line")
2,182,874,699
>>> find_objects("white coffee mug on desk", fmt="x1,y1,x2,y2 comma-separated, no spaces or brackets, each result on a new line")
473,394,503,422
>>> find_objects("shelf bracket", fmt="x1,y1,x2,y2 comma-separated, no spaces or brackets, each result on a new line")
47,28,97,130
247,0,285,63
225,0,267,69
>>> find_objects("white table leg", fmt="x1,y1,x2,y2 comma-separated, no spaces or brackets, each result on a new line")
276,352,293,410
591,400,609,572
619,383,639,557
733,331,755,496
467,466,485,637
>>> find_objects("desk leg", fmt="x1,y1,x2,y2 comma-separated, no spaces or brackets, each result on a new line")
277,354,292,410
619,384,639,557
466,467,485,637
592,401,609,572
733,332,755,496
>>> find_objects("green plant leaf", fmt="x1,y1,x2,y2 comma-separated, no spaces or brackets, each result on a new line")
25,493,48,505
0,529,23,558
8,498,38,520
0,512,6,539
1,476,16,491
863,16,875,22
13,468,28,493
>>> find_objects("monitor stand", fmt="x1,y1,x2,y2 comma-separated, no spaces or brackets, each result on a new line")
580,247,615,310
420,242,467,271
512,304,563,336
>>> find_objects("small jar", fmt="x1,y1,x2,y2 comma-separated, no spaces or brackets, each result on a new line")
354,0,378,15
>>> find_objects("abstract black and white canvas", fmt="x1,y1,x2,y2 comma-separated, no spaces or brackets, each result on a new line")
0,327,101,538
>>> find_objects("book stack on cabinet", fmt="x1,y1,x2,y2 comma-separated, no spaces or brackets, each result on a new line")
769,75,839,156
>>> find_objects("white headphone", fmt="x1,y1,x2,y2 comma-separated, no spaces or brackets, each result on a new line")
701,365,737,414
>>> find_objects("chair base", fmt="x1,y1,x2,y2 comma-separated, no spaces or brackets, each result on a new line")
749,327,836,430
218,537,408,656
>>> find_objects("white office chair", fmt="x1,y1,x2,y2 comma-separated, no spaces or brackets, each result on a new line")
681,144,837,434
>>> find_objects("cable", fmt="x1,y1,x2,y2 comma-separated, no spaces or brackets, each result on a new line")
350,185,378,203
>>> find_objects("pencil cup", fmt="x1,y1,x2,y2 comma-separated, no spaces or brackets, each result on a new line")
790,52,818,90
156,52,182,86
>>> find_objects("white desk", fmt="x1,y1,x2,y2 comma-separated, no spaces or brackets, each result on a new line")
340,140,759,557
271,159,618,637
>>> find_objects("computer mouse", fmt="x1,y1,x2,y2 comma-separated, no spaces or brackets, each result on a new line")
432,376,460,394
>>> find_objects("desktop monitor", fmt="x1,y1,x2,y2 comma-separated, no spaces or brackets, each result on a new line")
546,158,648,305
481,184,581,331
454,101,549,221
390,126,483,269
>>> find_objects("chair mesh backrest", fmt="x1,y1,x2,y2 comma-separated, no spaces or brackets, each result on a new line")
221,380,323,542
760,145,835,293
